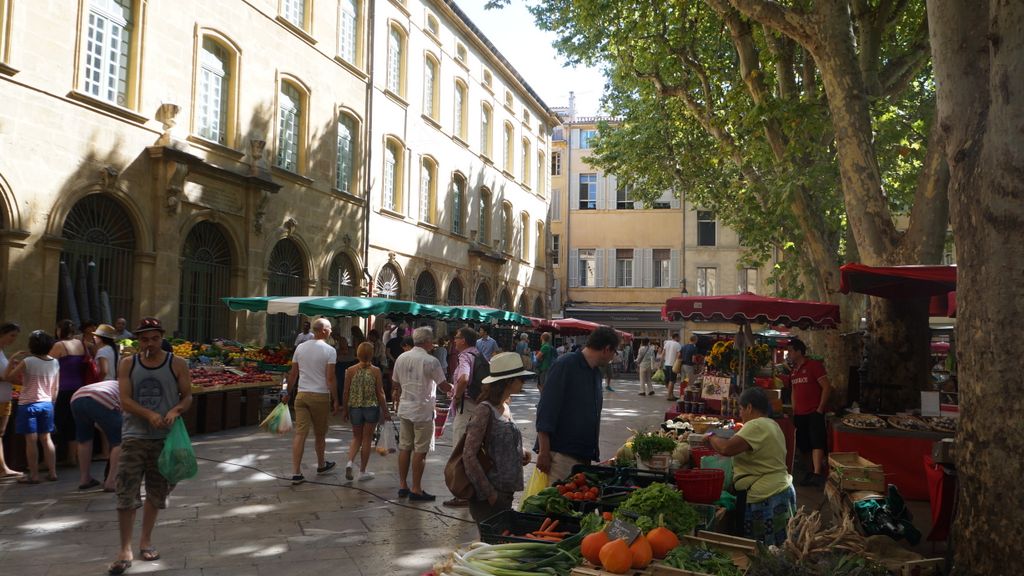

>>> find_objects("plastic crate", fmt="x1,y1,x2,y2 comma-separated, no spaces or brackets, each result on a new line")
674,468,725,504
478,510,581,545
258,361,291,373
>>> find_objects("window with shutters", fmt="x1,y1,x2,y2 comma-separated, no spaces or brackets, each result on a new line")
452,173,466,235
335,113,357,194
386,24,406,96
83,0,135,107
383,137,405,212
616,249,634,287
653,249,671,288
579,174,597,210
338,0,360,66
552,235,560,266
480,103,492,157
423,55,439,120
697,267,717,296
578,249,596,287
740,268,758,294
698,211,717,246
551,151,562,176
521,139,531,185
419,157,437,224
616,184,634,210
276,80,306,172
550,188,562,220
454,80,468,140
579,129,597,149
195,36,235,146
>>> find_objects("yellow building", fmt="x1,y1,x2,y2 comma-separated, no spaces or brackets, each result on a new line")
0,0,555,344
548,106,774,339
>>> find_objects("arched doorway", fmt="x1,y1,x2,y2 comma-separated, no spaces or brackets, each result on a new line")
60,194,136,325
475,282,491,307
179,222,232,342
517,293,528,316
327,253,357,296
267,238,306,345
533,295,545,318
375,263,401,299
447,278,464,306
414,271,437,304
498,289,512,311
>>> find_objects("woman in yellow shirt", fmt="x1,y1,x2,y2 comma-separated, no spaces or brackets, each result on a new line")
707,387,795,545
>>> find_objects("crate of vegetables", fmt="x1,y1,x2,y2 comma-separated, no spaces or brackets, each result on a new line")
478,510,580,545
569,464,672,489
650,531,756,576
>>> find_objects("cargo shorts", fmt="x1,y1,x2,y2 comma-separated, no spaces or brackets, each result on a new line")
116,437,174,510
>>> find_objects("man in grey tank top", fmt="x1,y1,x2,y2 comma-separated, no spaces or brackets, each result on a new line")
108,317,192,575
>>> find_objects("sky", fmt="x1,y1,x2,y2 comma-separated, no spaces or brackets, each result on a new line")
456,2,607,117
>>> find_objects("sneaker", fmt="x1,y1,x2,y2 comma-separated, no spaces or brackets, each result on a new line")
316,461,336,474
647,391,656,396
345,462,354,481
357,471,375,481
291,475,306,485
397,488,410,498
409,490,436,502
638,392,647,396
605,386,615,392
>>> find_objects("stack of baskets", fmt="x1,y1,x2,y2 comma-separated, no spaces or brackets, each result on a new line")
674,468,724,504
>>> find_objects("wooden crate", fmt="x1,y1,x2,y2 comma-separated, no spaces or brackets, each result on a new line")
223,389,242,429
649,531,756,576
571,566,652,576
898,558,944,576
829,452,885,492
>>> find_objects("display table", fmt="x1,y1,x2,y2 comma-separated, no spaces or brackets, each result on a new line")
829,420,951,501
665,410,796,473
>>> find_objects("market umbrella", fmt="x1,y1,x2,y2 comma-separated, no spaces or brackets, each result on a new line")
551,318,603,336
839,263,956,299
615,329,634,343
222,296,451,319
447,305,532,326
664,292,841,388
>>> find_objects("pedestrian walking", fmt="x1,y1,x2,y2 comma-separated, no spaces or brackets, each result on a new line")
342,342,388,481
285,318,339,485
3,330,60,484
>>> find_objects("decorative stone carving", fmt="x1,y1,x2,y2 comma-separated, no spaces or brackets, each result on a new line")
166,161,189,214
254,190,270,235
156,102,189,150
283,217,298,237
342,233,351,247
249,138,268,176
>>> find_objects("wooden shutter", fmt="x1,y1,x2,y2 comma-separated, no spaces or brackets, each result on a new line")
670,249,680,288
632,250,641,288
594,248,604,288
642,248,654,288
606,249,617,287
568,249,579,287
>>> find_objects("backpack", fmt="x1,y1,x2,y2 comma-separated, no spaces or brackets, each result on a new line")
465,349,490,405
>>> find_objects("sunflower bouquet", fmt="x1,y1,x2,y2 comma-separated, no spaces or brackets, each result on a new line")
707,340,737,373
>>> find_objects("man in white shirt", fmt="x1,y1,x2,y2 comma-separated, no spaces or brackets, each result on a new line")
392,327,451,501
661,332,682,400
294,321,314,347
285,318,338,485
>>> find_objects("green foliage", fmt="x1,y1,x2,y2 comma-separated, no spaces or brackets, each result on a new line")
615,482,699,535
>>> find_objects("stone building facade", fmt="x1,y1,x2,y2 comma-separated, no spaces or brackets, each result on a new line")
0,0,554,345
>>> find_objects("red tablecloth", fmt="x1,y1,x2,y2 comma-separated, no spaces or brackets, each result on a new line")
665,410,795,473
923,454,956,541
829,422,949,501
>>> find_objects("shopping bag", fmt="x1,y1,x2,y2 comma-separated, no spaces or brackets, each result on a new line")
652,368,666,384
701,454,734,488
375,421,397,456
522,467,549,503
260,401,293,434
158,419,198,484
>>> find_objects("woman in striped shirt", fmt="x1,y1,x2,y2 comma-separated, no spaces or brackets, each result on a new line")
70,379,122,491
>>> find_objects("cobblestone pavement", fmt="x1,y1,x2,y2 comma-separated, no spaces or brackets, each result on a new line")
0,374,672,576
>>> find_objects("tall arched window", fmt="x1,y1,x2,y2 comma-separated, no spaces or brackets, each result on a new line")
196,36,235,146
82,0,139,108
475,283,491,307
383,137,405,212
498,289,512,311
478,187,492,245
60,194,136,324
327,253,357,296
521,138,531,184
535,220,545,265
276,80,307,172
520,212,530,260
533,295,544,317
503,122,515,173
480,103,492,157
423,54,439,119
386,24,406,96
336,113,357,194
536,151,545,195
179,221,232,342
453,80,468,140
266,238,306,345
338,0,360,66
419,156,436,224
375,263,401,299
501,202,513,254
517,294,528,315
451,173,466,235
414,271,437,304
447,277,464,306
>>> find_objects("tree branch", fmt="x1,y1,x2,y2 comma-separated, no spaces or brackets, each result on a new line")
723,0,815,47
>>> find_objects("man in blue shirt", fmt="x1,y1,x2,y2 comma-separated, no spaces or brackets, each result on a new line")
535,327,620,485
475,324,498,360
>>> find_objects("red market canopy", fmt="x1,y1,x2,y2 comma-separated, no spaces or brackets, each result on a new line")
551,318,603,336
839,263,957,299
663,292,841,329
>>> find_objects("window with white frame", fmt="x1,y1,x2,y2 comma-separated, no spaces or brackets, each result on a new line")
504,90,513,108
386,25,405,95
501,203,513,253
552,234,560,266
503,122,514,173
281,0,306,29
697,211,717,246
615,249,634,287
535,221,544,265
452,174,466,235
456,43,467,63
551,151,562,175
197,37,230,145
383,139,404,212
339,0,359,65
84,0,133,106
276,82,303,172
536,152,544,195
740,268,758,294
653,249,671,288
697,266,717,296
480,103,492,157
420,157,436,224
454,80,467,140
423,55,438,119
616,184,634,209
579,129,597,149
425,13,439,37
482,69,493,89
336,114,356,193
521,138,531,184
578,249,596,287
523,109,531,126
579,173,597,210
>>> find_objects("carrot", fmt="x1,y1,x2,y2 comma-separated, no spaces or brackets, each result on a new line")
532,531,570,537
546,519,560,532
502,529,511,536
539,517,553,532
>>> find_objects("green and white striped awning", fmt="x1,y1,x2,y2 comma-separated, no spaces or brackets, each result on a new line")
221,296,531,325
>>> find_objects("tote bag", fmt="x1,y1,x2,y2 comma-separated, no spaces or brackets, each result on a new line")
443,408,493,499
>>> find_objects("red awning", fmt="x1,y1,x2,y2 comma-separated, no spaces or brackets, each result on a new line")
663,292,840,329
839,263,957,299
551,318,603,335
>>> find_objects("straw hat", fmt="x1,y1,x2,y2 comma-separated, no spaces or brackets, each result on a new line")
94,324,118,340
481,352,534,384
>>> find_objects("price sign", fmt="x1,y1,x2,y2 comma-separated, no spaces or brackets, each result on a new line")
604,518,641,545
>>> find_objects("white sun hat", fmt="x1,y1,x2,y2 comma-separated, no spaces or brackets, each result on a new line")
481,351,535,384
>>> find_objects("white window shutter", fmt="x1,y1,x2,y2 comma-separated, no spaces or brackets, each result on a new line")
607,249,617,287
569,249,579,288
595,177,605,211
642,248,654,288
551,189,562,220
570,128,580,149
594,248,604,287
670,249,680,288
670,194,681,209
632,252,641,288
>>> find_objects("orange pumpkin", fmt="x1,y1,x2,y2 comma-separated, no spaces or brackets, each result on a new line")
629,534,653,569
646,526,680,559
599,539,633,574
581,530,610,566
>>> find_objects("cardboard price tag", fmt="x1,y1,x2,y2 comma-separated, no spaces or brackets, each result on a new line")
605,518,641,545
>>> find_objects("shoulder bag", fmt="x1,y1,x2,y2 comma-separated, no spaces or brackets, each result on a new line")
444,402,494,499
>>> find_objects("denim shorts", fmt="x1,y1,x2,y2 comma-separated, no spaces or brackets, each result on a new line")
70,396,123,445
15,401,55,434
349,406,380,426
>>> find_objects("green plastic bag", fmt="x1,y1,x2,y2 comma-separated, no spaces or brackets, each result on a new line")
652,369,666,384
158,419,198,484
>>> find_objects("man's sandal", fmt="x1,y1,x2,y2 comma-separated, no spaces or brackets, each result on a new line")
107,559,132,575
140,548,160,561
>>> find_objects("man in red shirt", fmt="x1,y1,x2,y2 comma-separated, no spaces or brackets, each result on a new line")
787,339,831,487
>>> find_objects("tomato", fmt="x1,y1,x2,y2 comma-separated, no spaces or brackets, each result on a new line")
575,473,587,484
603,511,614,521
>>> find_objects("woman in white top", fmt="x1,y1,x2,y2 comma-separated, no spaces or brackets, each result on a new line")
4,330,61,483
92,324,120,381
636,338,657,396
0,322,23,478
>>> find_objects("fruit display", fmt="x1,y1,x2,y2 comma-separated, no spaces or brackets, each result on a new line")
190,366,276,389
555,472,600,502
